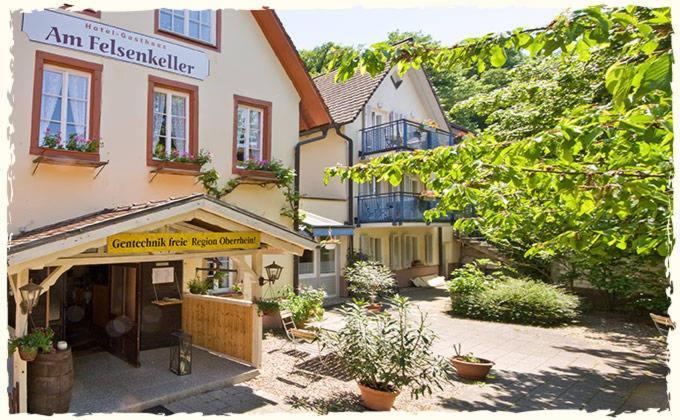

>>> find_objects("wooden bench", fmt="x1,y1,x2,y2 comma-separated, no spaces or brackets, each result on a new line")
650,313,674,335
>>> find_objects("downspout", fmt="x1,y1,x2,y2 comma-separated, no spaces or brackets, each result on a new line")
293,126,330,292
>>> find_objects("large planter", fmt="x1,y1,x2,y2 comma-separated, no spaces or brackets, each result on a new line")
450,356,494,380
28,348,74,415
358,383,400,411
262,309,283,330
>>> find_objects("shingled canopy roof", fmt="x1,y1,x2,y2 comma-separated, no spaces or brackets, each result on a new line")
8,194,316,256
312,68,390,125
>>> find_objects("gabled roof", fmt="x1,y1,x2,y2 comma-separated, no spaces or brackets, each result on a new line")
250,9,332,131
313,68,390,125
8,194,317,259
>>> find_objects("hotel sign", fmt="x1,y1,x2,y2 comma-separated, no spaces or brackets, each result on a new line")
22,9,210,80
107,232,261,254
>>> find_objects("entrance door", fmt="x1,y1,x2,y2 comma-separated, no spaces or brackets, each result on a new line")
107,264,141,367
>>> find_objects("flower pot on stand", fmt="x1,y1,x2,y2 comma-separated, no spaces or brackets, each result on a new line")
450,356,494,380
357,383,400,411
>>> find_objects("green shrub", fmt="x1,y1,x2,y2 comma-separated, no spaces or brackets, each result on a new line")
280,286,326,325
344,260,396,303
321,295,452,398
448,263,580,326
447,263,490,295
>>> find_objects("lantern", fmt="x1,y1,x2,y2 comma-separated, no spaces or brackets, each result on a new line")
19,282,42,315
169,330,192,375
258,261,283,286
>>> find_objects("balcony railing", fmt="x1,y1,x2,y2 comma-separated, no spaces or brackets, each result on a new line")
357,192,455,224
360,119,456,157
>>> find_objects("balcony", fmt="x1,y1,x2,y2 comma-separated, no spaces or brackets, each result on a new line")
360,119,456,158
356,192,455,225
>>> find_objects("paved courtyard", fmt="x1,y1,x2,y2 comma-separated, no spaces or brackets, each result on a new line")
161,287,669,414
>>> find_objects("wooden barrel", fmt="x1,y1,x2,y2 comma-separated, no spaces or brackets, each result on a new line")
27,348,74,415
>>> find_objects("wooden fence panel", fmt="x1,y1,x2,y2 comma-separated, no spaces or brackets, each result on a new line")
182,294,255,364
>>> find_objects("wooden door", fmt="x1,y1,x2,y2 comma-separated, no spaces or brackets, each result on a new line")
107,264,141,367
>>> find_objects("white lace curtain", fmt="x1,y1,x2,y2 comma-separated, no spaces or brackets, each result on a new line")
39,69,89,145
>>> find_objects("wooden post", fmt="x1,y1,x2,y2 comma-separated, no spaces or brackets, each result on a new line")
13,269,29,413
251,304,262,368
251,253,263,300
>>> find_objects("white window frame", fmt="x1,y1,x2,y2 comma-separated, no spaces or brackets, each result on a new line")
425,233,434,265
390,234,401,270
299,249,317,278
206,257,235,293
40,65,91,144
319,246,338,276
152,87,190,159
236,104,264,165
402,234,418,268
159,9,217,46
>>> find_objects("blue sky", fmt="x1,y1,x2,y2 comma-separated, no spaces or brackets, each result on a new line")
278,7,564,50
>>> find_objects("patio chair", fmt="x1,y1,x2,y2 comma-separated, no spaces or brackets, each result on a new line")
280,310,329,370
650,313,675,336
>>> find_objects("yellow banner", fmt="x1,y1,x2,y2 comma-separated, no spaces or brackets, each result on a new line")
107,232,261,254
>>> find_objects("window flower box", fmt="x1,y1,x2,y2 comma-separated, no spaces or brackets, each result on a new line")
151,148,211,171
235,159,286,181
36,130,101,161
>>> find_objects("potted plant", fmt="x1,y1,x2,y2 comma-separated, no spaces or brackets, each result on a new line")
320,237,341,250
188,277,211,295
419,190,437,202
255,298,284,329
9,327,55,362
322,296,452,411
450,343,494,380
344,260,396,312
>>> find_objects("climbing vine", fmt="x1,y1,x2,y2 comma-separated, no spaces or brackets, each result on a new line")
197,158,304,226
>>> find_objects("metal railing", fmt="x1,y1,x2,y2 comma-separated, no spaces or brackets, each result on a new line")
360,119,455,157
356,192,455,224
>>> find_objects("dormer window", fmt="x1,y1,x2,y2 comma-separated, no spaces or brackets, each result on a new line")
156,9,221,51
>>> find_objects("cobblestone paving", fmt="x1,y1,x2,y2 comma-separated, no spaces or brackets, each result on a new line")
167,287,669,414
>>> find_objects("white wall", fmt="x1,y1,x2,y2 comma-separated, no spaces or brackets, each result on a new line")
9,9,300,234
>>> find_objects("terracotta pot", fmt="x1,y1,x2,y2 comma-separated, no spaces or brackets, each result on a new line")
451,356,494,380
18,346,38,362
366,303,382,313
262,309,283,330
357,383,400,411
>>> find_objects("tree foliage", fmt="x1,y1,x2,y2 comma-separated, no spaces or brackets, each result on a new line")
323,6,673,311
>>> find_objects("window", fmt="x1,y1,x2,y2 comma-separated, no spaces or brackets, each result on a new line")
205,257,236,293
233,95,272,172
390,234,401,269
40,67,90,145
236,106,263,162
156,9,221,50
299,250,315,277
425,233,434,265
31,51,102,159
360,235,382,262
147,76,198,167
319,247,336,274
402,235,418,267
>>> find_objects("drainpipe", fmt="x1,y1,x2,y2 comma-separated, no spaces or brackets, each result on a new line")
293,126,330,293
438,227,445,277
334,125,355,299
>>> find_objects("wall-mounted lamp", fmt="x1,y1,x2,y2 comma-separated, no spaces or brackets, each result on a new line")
19,282,42,315
258,261,283,286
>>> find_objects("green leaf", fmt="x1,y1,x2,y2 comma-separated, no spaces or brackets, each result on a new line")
489,45,507,68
